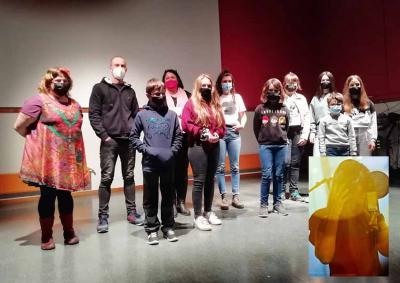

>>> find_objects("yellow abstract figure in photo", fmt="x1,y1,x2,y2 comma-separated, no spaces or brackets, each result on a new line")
309,159,388,276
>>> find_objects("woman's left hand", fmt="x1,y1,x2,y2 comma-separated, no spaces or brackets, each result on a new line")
297,138,307,146
232,124,243,132
208,133,219,143
368,141,376,151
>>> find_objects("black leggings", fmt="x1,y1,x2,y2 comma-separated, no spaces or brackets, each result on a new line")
38,186,74,218
188,144,219,217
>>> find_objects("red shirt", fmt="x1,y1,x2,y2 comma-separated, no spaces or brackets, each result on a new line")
181,100,225,147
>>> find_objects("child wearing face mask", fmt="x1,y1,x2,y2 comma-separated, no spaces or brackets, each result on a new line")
342,75,377,156
253,78,290,218
181,74,226,231
130,78,182,245
215,70,247,210
282,72,310,202
318,93,357,156
309,71,338,156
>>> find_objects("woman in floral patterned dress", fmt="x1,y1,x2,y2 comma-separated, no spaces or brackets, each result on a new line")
14,67,91,250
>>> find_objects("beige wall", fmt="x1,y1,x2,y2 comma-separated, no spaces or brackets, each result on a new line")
0,0,221,189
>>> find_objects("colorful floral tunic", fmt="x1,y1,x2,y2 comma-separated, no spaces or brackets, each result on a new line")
20,93,90,192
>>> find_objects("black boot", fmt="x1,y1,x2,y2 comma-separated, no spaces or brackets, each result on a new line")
176,199,191,216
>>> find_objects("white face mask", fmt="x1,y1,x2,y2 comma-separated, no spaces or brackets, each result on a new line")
112,66,126,80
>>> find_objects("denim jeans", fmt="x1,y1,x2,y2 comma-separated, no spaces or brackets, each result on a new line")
326,145,350,156
259,144,287,206
216,127,241,195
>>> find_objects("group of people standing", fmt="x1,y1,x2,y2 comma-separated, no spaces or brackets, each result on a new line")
14,56,377,248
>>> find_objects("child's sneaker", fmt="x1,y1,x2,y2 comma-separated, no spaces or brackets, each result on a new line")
163,229,178,242
290,191,303,202
258,206,268,218
194,216,212,231
205,212,222,225
127,211,144,226
273,203,288,216
146,232,159,245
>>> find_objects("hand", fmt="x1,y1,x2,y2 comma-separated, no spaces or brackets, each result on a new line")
297,138,307,146
232,124,243,132
104,137,112,142
368,141,376,151
208,133,219,143
327,182,350,218
309,134,315,144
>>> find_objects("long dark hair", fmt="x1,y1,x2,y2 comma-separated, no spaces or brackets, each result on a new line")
162,69,184,89
215,70,236,95
316,71,337,98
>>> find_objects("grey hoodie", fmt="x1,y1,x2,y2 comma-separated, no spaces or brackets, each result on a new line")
318,113,357,155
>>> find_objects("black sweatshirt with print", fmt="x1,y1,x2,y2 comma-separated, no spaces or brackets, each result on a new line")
253,103,290,145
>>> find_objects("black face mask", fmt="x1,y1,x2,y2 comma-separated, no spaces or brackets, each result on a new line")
200,88,212,102
267,91,280,103
151,93,166,104
53,82,70,96
349,87,361,99
148,95,168,114
320,82,331,90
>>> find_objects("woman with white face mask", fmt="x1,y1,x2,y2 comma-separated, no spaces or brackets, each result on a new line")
342,75,377,156
214,70,247,210
282,72,310,202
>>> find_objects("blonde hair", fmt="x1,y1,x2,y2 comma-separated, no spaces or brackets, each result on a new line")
191,74,225,128
38,67,72,95
327,93,343,105
283,72,302,91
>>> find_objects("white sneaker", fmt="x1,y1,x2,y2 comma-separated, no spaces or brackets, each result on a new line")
205,212,222,225
194,216,212,231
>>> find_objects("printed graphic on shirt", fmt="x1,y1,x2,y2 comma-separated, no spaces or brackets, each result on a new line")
146,117,171,139
261,109,287,115
279,116,286,125
262,115,269,125
221,100,237,116
270,116,278,127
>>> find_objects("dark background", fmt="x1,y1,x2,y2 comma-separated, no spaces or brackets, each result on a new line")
219,0,400,109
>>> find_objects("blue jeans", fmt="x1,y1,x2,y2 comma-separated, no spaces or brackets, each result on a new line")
259,144,287,206
216,127,241,195
326,145,350,156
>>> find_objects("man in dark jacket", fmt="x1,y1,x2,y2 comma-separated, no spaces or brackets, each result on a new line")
89,56,143,233
130,78,182,245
